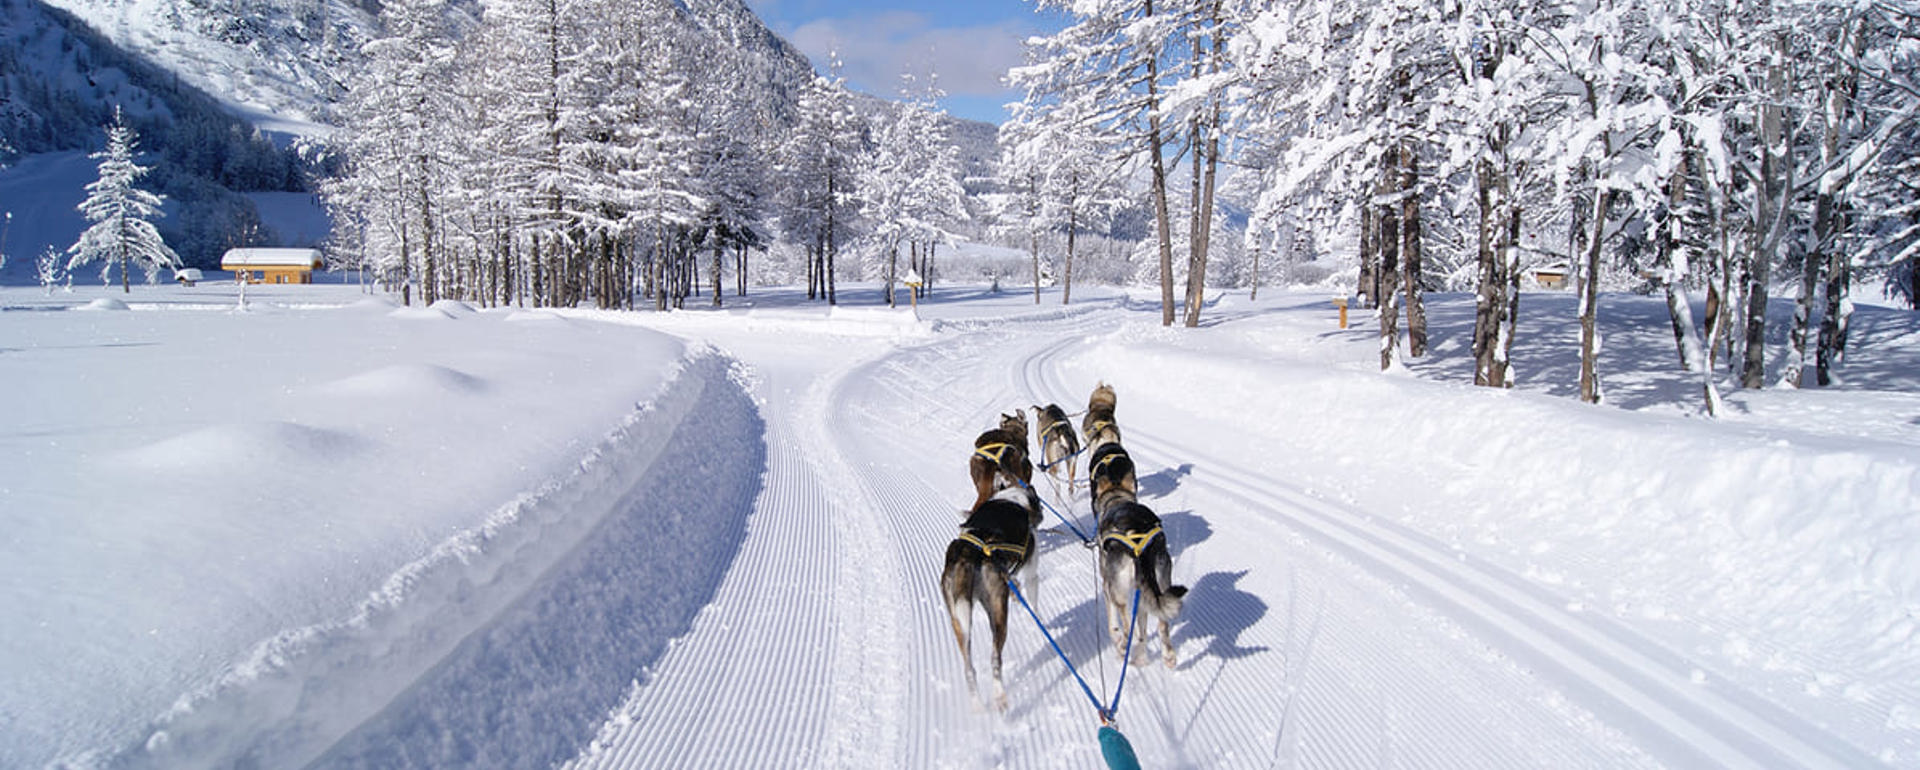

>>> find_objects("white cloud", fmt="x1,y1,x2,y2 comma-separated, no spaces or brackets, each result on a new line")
787,12,1030,98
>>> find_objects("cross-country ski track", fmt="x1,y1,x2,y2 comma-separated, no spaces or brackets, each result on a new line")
559,296,1877,769
81,292,1902,769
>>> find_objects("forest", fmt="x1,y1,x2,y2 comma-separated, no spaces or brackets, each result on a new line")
321,0,1920,412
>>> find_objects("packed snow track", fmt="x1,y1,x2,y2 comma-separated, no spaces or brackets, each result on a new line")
83,294,1902,769
564,298,1883,768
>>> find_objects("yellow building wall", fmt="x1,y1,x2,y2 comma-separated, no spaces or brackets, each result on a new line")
238,268,313,284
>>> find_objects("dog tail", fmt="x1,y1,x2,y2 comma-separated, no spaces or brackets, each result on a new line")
1149,552,1187,619
1164,584,1189,618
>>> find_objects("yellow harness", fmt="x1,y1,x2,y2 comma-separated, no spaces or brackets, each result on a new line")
959,531,1029,561
1086,419,1115,436
1101,526,1163,557
1092,451,1128,475
974,442,1014,464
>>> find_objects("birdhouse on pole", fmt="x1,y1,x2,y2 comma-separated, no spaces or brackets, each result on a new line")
903,268,925,312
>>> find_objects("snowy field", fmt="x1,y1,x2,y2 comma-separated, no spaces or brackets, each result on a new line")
2,277,1917,769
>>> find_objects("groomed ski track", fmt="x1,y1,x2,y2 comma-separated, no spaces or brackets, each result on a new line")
105,294,1876,769
559,297,1877,769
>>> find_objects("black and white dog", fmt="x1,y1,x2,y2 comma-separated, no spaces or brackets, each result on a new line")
1096,493,1187,669
940,485,1040,711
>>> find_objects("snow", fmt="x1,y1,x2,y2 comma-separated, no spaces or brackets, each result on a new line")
2,279,1918,768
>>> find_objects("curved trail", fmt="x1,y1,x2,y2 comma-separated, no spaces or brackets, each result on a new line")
1019,330,1875,769
567,302,1869,769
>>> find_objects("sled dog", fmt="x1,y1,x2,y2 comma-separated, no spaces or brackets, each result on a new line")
1087,441,1138,512
969,410,1034,515
1082,382,1122,453
1096,494,1187,669
1031,403,1081,490
941,485,1041,711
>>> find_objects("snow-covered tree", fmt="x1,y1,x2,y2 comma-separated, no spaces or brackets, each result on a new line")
859,75,968,307
1014,0,1189,325
1000,89,1129,305
778,60,866,305
1235,0,1449,367
328,0,461,306
37,246,67,295
68,108,177,293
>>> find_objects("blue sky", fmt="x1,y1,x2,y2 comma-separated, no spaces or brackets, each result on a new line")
743,0,1068,125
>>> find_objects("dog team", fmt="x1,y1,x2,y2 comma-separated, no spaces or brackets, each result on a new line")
939,383,1188,712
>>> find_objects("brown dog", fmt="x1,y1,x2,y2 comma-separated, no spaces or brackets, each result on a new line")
1030,403,1081,491
1082,383,1121,454
969,411,1033,514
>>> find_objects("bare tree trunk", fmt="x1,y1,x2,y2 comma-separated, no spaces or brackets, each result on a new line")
712,237,723,308
1815,25,1863,387
1578,187,1608,404
1401,141,1427,357
924,241,936,298
1473,135,1518,388
1064,205,1077,305
1658,152,1722,416
1145,0,1175,326
1183,0,1225,328
1357,201,1378,309
826,178,839,306
886,241,898,308
1377,174,1401,371
1742,37,1791,389
1816,248,1851,386
806,242,818,300
1031,232,1041,304
1248,239,1262,302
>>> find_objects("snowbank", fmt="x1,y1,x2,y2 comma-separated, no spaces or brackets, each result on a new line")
1061,308,1920,756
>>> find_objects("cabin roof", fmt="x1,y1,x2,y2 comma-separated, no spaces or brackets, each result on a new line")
221,248,322,268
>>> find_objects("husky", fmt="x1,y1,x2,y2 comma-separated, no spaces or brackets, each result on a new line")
1096,493,1187,668
1087,441,1138,512
1082,382,1122,454
940,485,1040,712
969,411,1034,516
1030,403,1081,493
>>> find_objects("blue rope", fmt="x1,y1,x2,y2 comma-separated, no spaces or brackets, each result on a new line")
1006,579,1143,723
1036,443,1086,472
1016,476,1094,545
1110,586,1141,720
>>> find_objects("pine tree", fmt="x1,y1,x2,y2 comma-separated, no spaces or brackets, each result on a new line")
68,108,177,293
778,61,865,305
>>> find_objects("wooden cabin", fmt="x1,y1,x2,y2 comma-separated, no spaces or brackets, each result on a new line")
222,248,323,284
1531,263,1570,290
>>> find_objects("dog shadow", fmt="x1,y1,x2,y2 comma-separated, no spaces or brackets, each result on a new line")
1174,570,1270,665
1138,463,1194,499
1155,510,1212,558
